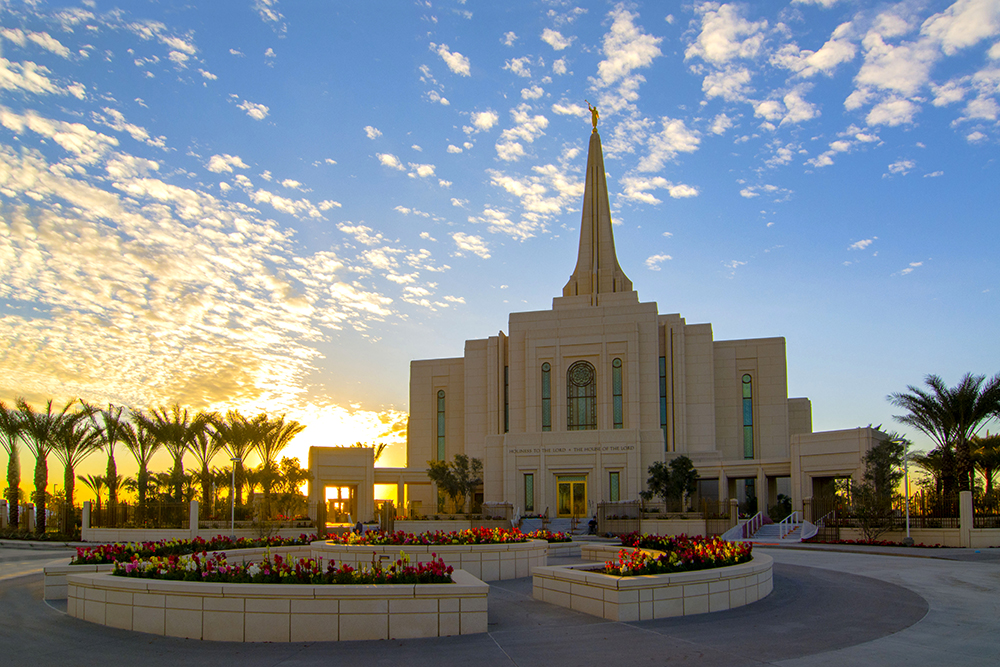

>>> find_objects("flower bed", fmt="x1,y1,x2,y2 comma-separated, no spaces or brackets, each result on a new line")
66,567,488,642
113,551,453,585
315,530,547,582
72,534,318,565
607,534,752,575
533,554,773,621
324,526,529,546
523,529,571,543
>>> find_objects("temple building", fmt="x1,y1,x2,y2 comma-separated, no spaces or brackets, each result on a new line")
309,122,882,522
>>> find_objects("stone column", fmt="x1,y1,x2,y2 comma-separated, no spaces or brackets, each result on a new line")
25,504,35,533
82,501,91,531
729,498,739,528
718,469,729,503
189,500,200,540
0,499,6,529
757,468,768,515
959,490,973,548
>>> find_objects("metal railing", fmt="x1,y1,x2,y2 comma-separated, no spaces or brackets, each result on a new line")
777,511,801,539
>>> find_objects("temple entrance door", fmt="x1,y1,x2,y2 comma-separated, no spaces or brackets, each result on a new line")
556,476,587,518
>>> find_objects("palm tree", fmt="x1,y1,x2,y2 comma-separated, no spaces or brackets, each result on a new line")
17,398,77,534
210,410,269,508
188,427,224,518
78,474,106,510
973,433,1000,496
0,399,23,528
84,402,130,507
51,415,101,514
256,416,305,516
122,415,161,512
134,405,210,502
889,373,1000,492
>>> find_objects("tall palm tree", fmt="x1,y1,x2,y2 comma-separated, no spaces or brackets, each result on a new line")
210,410,269,508
17,398,77,534
83,402,130,506
134,405,210,502
51,415,101,512
256,415,305,516
0,399,23,528
188,427,224,518
122,415,160,512
889,373,1000,492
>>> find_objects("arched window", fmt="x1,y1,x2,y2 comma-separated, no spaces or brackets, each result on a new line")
612,358,623,429
437,390,446,460
567,361,597,430
742,374,753,459
541,362,552,431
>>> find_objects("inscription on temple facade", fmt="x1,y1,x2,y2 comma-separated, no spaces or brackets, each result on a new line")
507,444,635,455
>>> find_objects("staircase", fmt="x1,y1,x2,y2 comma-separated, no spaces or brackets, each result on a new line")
723,511,815,543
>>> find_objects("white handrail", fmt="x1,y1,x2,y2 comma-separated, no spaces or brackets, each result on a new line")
742,512,766,539
777,511,801,539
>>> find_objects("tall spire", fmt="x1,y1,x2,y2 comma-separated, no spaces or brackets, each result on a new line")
562,128,633,300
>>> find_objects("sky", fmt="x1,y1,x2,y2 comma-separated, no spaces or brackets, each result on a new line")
1,0,999,494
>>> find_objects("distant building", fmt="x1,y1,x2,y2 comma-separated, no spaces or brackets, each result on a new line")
309,125,882,523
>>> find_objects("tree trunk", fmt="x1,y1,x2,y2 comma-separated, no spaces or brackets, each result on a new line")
6,449,18,528
106,453,117,506
201,464,211,520
172,456,184,503
64,464,75,533
956,440,972,493
34,457,47,534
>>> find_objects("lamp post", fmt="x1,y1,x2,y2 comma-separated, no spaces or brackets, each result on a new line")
230,457,240,540
891,438,913,547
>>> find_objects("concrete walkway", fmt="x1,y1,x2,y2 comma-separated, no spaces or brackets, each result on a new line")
0,542,996,666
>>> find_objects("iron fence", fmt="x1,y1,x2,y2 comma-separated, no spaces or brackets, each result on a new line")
90,502,189,529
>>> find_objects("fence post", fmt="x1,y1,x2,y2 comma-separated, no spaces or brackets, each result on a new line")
802,497,812,523
729,498,739,528
82,501,91,534
25,504,35,532
189,500,200,540
959,490,973,548
0,499,6,529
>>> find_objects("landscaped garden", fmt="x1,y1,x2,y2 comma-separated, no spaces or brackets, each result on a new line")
112,550,454,584
323,526,564,546
603,535,753,576
71,533,317,565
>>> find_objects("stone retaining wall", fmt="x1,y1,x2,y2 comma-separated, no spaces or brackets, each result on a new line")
66,569,488,642
532,554,772,622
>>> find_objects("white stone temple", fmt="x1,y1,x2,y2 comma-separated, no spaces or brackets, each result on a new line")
309,123,883,522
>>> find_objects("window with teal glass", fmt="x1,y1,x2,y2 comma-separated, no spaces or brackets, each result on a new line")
541,363,551,431
436,390,446,460
524,473,534,512
567,361,597,430
609,471,620,502
659,356,668,450
612,358,623,429
742,374,753,459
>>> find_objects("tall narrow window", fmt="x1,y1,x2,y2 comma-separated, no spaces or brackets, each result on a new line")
541,363,552,431
567,361,597,430
612,358,623,429
436,390,446,461
504,366,509,433
742,374,754,459
609,471,620,502
659,356,668,450
524,473,534,512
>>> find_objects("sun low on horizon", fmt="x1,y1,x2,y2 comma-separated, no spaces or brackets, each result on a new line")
1,0,999,498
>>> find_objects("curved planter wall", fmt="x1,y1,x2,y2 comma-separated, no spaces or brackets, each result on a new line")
533,553,773,622
66,569,488,642
312,539,547,581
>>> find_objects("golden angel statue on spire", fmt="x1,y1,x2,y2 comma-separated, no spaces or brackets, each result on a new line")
586,100,599,131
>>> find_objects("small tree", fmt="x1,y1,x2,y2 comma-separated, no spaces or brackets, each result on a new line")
851,435,906,542
640,456,698,511
426,454,483,514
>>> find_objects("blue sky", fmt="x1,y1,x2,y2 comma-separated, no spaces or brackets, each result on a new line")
1,0,998,478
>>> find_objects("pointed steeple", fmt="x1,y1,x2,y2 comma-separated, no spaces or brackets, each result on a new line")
562,129,633,301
